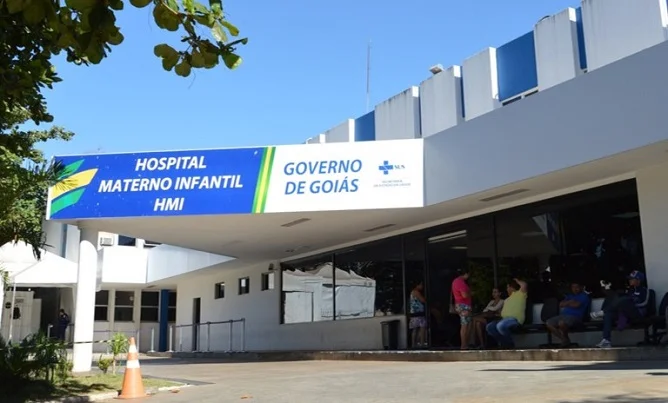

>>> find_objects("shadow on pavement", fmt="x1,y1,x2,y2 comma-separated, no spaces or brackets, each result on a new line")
559,396,667,403
479,361,668,373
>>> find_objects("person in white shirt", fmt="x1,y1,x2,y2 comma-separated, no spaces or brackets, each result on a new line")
472,288,505,348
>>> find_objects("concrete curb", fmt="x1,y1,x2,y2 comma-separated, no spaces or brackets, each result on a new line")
36,384,191,402
147,346,668,363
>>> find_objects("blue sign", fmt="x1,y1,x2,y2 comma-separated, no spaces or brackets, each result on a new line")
48,147,271,219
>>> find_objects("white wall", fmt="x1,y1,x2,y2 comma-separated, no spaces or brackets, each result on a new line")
100,247,148,284
306,134,326,144
174,261,407,352
146,244,234,283
324,120,355,143
425,39,668,205
582,0,668,72
419,66,464,137
374,87,421,140
636,162,668,304
534,8,583,91
462,48,499,121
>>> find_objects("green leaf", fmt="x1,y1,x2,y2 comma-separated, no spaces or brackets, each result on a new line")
108,0,124,9
23,0,46,24
222,52,242,69
208,0,221,15
107,29,124,46
190,50,205,68
85,43,105,64
154,44,180,71
6,0,28,14
182,0,193,12
65,0,97,12
129,0,151,7
220,20,239,36
193,14,213,27
192,1,207,13
153,3,180,31
201,50,218,68
211,23,227,43
166,0,178,11
174,60,192,77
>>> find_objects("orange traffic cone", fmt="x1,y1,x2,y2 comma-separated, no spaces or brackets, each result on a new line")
118,337,146,400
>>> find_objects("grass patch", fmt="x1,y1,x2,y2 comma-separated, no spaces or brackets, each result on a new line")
1,374,183,402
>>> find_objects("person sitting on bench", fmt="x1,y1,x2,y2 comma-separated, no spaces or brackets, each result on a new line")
545,281,589,347
592,270,649,348
486,278,528,349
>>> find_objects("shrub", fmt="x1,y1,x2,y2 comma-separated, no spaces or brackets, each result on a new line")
98,356,112,374
0,332,70,397
108,333,129,375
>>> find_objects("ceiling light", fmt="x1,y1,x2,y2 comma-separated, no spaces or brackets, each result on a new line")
281,218,311,228
428,230,466,243
364,224,396,232
479,189,529,202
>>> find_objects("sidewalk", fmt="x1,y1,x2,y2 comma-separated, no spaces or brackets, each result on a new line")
101,358,668,403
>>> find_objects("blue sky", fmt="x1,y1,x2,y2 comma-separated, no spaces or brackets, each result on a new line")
41,0,578,156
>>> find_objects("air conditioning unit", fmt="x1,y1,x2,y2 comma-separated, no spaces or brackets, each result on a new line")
99,237,115,247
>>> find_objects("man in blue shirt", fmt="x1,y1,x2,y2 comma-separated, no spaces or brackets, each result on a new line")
545,282,589,347
593,270,649,348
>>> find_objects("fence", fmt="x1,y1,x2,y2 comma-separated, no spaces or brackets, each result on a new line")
165,319,246,353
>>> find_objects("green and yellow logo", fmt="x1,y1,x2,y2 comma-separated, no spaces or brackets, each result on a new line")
49,159,98,217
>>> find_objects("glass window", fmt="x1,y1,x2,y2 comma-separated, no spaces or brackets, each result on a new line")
168,291,177,322
560,182,643,298
238,277,250,295
495,208,562,304
281,255,333,324
140,291,159,322
117,235,136,246
261,273,275,291
425,217,496,348
335,237,403,320
114,291,135,322
94,291,109,321
215,282,225,299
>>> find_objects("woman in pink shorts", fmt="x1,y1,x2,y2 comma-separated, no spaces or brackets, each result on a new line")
451,268,472,350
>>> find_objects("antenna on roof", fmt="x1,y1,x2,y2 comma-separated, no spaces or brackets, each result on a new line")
366,40,371,113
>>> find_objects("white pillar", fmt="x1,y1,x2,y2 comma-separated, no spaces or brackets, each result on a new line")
0,275,4,329
637,163,668,305
72,228,98,373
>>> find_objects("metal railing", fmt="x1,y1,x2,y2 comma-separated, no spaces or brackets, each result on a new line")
166,319,246,353
92,329,141,353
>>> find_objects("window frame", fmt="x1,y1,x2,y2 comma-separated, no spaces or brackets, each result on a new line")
238,277,250,295
114,290,135,322
140,291,160,322
215,282,226,299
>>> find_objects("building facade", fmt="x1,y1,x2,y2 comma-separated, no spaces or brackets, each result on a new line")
2,0,668,372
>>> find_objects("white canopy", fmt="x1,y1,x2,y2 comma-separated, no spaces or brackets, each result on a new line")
282,262,376,323
0,242,77,286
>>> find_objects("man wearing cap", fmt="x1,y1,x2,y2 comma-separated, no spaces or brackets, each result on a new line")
592,270,649,348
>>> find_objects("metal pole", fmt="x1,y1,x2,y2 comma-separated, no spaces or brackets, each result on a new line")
241,319,246,352
136,330,141,353
206,322,211,352
178,326,183,352
228,321,233,352
7,282,17,343
149,328,155,353
168,326,174,352
106,330,110,354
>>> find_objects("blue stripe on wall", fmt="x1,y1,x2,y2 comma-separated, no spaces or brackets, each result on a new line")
354,111,376,141
576,7,588,70
158,289,170,352
497,32,538,101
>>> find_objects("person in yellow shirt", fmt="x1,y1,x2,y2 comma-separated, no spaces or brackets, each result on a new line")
485,278,528,348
